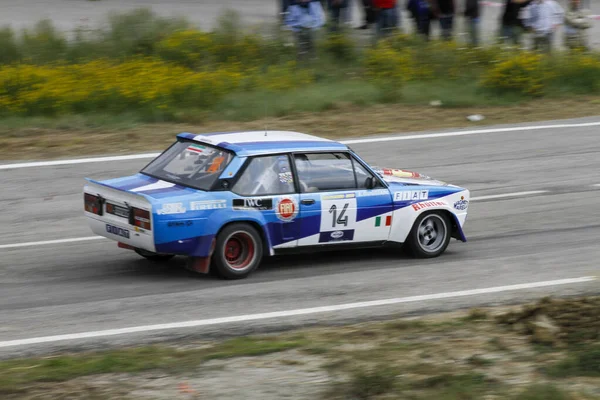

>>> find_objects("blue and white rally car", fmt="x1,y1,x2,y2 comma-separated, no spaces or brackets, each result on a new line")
84,131,469,279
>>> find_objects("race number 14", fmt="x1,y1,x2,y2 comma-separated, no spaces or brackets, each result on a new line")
320,198,356,231
329,203,349,228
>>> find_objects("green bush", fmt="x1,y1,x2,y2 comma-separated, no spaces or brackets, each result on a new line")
0,27,20,64
20,20,68,64
545,346,600,378
513,384,572,400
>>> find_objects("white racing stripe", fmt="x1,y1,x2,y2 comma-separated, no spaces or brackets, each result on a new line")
0,276,595,348
0,189,555,250
2,120,600,170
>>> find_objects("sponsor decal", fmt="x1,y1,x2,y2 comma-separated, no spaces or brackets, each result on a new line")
322,193,356,200
331,230,344,239
454,198,469,211
276,197,299,222
393,190,429,202
157,202,186,215
374,215,392,227
194,135,214,144
190,199,227,211
232,198,273,210
106,224,130,238
412,201,445,211
319,229,355,243
167,220,193,227
278,172,293,183
381,168,421,178
357,189,389,197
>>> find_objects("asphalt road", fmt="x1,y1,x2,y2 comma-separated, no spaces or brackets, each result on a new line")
1,0,599,48
1,117,599,358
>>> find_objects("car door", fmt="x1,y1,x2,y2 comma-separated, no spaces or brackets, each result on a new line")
293,152,393,247
230,154,300,249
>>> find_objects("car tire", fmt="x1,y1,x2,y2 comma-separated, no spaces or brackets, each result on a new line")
406,211,451,258
134,248,175,262
212,223,263,280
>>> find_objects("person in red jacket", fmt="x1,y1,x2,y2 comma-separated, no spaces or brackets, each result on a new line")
373,0,399,38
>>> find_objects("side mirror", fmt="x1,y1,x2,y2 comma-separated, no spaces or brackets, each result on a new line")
365,177,376,189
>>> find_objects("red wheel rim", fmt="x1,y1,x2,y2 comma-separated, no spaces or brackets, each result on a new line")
223,232,256,271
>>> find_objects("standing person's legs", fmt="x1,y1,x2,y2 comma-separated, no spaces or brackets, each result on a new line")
330,4,341,31
439,15,454,40
469,17,479,46
418,14,431,39
359,0,374,28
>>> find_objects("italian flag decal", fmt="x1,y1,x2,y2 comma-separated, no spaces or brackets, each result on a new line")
187,144,206,154
375,215,392,227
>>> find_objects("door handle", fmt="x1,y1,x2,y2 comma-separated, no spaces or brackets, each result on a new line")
301,199,315,205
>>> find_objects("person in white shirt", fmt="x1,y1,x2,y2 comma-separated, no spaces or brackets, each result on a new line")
525,0,564,52
564,0,592,50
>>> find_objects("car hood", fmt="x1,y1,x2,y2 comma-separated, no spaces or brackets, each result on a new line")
371,166,448,186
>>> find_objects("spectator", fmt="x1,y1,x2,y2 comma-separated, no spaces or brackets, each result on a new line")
285,0,326,60
499,0,533,45
281,0,291,22
328,0,352,31
373,0,399,38
434,0,455,40
525,0,564,52
357,0,377,29
464,0,480,46
564,0,591,50
407,0,434,39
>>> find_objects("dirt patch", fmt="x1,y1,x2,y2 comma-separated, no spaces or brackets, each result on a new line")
2,97,600,161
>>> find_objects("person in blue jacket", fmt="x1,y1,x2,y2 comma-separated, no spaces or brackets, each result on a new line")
285,0,326,60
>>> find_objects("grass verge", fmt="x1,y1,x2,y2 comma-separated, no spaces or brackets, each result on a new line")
2,296,599,399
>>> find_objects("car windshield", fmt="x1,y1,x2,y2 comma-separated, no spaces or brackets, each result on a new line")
141,140,233,191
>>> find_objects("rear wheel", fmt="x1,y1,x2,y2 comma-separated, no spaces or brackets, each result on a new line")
406,211,451,258
134,248,175,262
212,223,263,280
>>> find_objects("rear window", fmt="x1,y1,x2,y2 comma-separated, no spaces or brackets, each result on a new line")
141,141,233,191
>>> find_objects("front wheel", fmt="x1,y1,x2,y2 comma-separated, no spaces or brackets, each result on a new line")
212,223,263,280
406,211,451,258
134,248,175,262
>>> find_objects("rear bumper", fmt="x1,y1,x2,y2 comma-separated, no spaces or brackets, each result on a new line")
87,214,156,253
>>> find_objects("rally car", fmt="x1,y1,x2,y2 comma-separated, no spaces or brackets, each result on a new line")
83,130,469,279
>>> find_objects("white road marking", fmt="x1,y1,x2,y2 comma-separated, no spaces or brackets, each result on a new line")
0,189,553,250
470,190,548,201
0,153,160,170
0,236,104,250
0,276,594,348
2,120,600,170
592,184,600,187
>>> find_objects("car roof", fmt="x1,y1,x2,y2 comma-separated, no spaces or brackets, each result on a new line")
176,130,348,157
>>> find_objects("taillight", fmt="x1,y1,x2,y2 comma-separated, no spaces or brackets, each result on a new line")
131,208,151,230
84,193,103,215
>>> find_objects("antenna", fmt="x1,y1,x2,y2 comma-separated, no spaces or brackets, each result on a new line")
264,98,268,136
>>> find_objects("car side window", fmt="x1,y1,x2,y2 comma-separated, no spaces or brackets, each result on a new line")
293,152,357,192
353,158,382,189
232,155,295,196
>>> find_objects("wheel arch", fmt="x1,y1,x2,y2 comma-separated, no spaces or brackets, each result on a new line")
214,219,272,256
420,208,466,243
